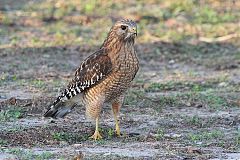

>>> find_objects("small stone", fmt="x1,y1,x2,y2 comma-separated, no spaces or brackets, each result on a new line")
218,82,227,87
186,102,191,107
164,133,181,138
73,143,82,147
196,142,202,145
168,59,175,64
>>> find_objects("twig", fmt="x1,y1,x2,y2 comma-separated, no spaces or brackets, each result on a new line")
199,33,239,43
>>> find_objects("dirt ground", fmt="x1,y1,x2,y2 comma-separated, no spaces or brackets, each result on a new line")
0,0,240,160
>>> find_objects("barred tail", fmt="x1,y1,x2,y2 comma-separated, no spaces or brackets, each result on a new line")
44,92,76,118
44,82,86,118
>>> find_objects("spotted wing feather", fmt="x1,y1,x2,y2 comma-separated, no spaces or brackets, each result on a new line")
44,49,112,118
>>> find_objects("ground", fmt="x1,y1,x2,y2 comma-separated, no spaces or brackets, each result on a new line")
0,0,240,159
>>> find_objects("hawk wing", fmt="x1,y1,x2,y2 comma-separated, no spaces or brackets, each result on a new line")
67,49,112,99
44,49,112,118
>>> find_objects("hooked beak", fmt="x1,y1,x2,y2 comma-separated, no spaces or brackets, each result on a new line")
129,27,137,36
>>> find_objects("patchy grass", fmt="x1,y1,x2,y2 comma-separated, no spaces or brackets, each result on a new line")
52,132,72,141
0,106,24,122
52,131,89,142
194,6,237,24
144,80,220,92
0,75,18,86
0,139,8,147
125,88,238,112
178,91,236,109
0,0,240,159
30,79,47,89
187,129,225,147
1,0,240,47
155,128,165,141
185,115,204,127
235,130,240,148
2,148,55,160
107,128,115,138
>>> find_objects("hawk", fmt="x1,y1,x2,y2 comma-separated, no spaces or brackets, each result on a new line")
44,19,139,140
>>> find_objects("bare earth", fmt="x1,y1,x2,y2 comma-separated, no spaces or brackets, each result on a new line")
0,42,240,159
0,0,240,159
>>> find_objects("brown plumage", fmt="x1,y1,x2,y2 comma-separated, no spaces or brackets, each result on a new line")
44,19,139,140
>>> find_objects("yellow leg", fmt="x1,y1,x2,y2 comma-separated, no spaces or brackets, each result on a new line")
113,112,121,136
90,117,102,140
112,102,121,136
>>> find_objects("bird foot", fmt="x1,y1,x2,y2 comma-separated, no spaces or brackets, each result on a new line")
90,130,102,140
115,127,121,137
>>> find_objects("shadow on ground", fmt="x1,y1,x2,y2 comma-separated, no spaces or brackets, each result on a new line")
0,40,240,159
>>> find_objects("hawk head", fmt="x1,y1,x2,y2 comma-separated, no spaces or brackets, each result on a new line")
101,19,137,49
111,19,137,40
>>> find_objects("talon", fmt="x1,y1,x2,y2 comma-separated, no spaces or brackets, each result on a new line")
115,124,121,137
90,117,102,140
90,130,102,140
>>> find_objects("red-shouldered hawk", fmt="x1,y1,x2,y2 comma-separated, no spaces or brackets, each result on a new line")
44,19,139,140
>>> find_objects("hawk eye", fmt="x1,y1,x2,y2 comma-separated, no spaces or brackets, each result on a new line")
121,25,127,30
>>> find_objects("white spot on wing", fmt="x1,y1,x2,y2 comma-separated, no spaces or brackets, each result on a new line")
91,78,95,84
76,86,81,92
68,91,72,98
72,89,76,95
62,96,68,101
